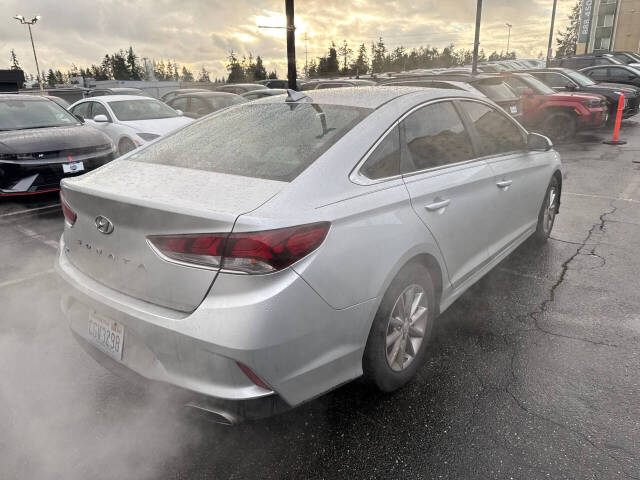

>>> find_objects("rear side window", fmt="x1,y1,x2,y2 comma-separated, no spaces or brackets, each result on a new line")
130,103,371,182
400,101,474,173
360,126,400,179
459,101,526,156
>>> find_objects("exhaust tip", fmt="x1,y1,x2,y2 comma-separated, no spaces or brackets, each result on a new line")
184,401,240,426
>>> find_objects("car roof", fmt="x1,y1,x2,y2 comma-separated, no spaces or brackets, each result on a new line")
0,94,49,101
173,91,242,99
106,87,144,92
79,95,157,102
254,86,481,109
220,83,267,88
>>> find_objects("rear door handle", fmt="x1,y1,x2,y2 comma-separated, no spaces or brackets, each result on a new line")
425,199,451,211
496,180,513,189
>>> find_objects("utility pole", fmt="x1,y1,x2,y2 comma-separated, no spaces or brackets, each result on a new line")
505,23,512,56
304,32,308,79
285,0,297,90
546,0,558,67
13,14,43,93
471,0,483,75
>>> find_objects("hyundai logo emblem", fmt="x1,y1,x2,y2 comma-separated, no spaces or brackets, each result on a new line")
95,216,114,235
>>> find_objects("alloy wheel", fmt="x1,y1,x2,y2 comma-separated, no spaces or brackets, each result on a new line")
385,284,428,372
543,186,557,235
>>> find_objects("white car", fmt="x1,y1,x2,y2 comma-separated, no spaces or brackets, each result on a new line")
68,95,193,156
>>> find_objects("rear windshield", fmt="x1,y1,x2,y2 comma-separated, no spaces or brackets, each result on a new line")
207,95,247,109
130,103,371,182
108,99,179,121
474,81,517,100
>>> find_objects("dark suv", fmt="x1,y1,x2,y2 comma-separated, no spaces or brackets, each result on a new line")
524,68,640,121
549,53,626,69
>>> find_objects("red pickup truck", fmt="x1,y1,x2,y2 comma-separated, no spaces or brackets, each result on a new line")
493,72,608,142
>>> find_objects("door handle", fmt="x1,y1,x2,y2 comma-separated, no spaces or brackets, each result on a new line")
496,180,513,189
425,199,451,211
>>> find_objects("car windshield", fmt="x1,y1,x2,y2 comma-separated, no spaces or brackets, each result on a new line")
108,99,178,121
0,99,79,131
474,81,517,100
129,103,371,182
564,70,597,86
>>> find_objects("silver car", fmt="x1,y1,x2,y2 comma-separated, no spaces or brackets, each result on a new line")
56,87,561,422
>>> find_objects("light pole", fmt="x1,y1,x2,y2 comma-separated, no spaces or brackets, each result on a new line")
471,0,483,74
13,14,44,93
505,23,512,57
546,0,558,67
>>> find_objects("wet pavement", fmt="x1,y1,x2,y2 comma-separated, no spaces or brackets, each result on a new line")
1,124,640,479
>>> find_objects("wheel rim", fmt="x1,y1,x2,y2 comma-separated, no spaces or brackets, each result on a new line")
119,141,135,155
543,186,557,235
385,284,428,372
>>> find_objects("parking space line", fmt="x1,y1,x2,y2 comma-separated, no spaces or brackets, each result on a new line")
13,225,59,249
0,204,60,218
563,192,640,204
0,269,55,289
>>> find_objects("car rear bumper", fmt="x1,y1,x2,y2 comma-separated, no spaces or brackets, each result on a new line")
56,236,375,409
0,152,113,196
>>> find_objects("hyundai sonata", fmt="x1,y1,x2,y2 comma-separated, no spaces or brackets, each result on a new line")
56,87,561,422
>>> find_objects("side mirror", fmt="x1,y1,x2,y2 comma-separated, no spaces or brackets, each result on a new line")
93,114,109,123
522,88,535,96
175,109,183,116
527,132,553,151
566,83,577,91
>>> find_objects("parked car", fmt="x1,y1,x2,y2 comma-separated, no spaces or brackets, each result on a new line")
301,79,377,90
610,51,640,66
580,65,640,88
161,88,210,104
255,79,302,89
383,74,523,120
68,95,193,155
0,95,115,196
241,89,287,101
216,83,268,95
525,67,640,121
167,91,247,119
57,86,561,422
549,53,637,69
494,72,608,141
87,87,147,98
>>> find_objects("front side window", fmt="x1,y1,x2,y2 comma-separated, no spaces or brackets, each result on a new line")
564,70,597,86
169,96,189,112
544,72,577,89
360,126,400,180
108,99,179,121
459,101,526,156
400,101,474,173
130,103,371,182
71,102,91,119
91,102,110,120
584,68,609,81
609,67,636,82
0,99,80,131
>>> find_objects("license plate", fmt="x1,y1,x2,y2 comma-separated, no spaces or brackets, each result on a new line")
509,105,518,114
63,161,84,173
88,314,124,360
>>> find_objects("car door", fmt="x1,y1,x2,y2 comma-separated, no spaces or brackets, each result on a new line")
457,99,550,255
399,100,494,289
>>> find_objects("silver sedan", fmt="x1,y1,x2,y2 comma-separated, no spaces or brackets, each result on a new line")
56,86,561,422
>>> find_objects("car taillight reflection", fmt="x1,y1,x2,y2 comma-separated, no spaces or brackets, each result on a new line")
60,192,77,227
147,222,330,274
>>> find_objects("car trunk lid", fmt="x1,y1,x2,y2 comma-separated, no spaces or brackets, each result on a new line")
61,160,286,312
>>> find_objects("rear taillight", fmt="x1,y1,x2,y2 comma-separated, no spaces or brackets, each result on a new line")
60,192,77,227
147,222,330,274
236,362,271,390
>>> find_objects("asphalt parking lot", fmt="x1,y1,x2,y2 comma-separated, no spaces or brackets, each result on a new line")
1,123,640,480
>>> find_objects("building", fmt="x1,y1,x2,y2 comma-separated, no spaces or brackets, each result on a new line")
577,0,640,54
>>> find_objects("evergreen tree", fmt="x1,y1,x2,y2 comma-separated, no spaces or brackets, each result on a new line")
556,0,582,57
350,43,368,76
10,49,20,70
126,46,143,80
253,56,267,80
326,42,339,74
46,69,56,87
226,51,245,83
371,37,387,73
267,70,278,79
181,66,194,82
197,66,210,82
338,40,353,74
110,50,129,80
100,55,112,80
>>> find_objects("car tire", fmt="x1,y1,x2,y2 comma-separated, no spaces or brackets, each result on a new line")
532,176,560,244
363,263,436,392
542,111,576,142
118,138,136,156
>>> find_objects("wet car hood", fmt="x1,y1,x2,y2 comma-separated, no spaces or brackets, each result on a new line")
0,124,112,155
548,92,605,102
584,83,640,96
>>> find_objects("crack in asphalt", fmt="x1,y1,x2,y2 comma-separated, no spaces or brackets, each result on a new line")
500,200,640,479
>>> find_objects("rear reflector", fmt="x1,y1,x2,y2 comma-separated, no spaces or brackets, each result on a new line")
148,222,330,274
60,192,77,226
236,362,271,390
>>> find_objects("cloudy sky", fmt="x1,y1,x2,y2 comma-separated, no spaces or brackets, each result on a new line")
3,0,577,79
